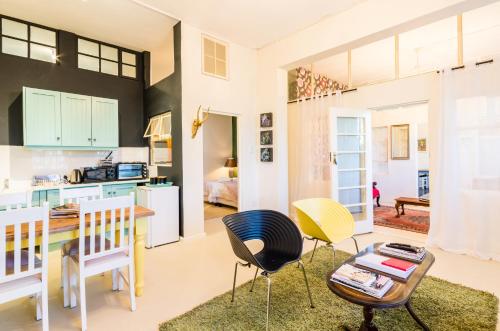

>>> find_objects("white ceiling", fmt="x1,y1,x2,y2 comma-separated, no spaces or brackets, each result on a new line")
132,0,366,49
0,0,178,52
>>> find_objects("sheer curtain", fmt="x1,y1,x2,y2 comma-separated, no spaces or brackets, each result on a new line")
288,93,341,213
428,60,500,261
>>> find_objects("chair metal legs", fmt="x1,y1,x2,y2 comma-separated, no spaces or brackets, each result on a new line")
352,236,360,253
265,274,272,331
297,260,315,308
309,239,319,262
231,261,250,302
250,267,259,292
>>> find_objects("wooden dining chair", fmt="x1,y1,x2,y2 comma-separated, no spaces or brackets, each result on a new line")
60,186,103,308
67,192,136,331
0,191,32,210
0,202,50,331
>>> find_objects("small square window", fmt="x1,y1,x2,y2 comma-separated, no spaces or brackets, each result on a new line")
202,36,228,79
101,45,118,61
78,54,99,72
30,26,56,47
30,43,56,63
101,59,118,76
2,37,28,57
2,18,28,40
78,38,99,57
122,64,136,78
122,51,136,65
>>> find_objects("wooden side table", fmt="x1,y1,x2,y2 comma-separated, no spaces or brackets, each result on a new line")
395,197,430,218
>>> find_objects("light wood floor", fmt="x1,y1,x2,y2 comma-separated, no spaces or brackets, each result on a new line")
1,220,499,331
204,202,237,220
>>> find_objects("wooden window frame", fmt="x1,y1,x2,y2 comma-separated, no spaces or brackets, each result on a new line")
201,34,229,80
0,15,58,64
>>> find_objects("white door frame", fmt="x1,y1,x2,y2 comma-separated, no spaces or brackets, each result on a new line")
200,109,242,212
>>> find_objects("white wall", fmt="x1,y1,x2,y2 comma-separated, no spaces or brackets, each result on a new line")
151,27,175,85
256,0,492,214
181,22,258,238
371,104,429,205
203,114,233,181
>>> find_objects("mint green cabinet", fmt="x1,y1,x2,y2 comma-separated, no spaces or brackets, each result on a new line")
61,93,92,147
102,183,137,200
91,97,119,148
23,87,62,147
23,87,119,150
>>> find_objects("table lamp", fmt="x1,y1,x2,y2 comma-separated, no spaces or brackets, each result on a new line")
224,157,237,178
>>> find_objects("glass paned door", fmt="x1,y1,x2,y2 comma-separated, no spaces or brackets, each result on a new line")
330,108,373,233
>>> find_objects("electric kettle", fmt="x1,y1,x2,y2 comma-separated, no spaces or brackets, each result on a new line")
69,169,83,184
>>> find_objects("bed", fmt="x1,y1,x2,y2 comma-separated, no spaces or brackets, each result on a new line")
204,178,238,208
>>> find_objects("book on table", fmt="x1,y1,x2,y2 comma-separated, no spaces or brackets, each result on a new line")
331,264,394,299
378,243,426,263
355,253,416,279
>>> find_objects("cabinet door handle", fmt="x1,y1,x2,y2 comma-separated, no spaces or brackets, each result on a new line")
88,138,92,141
56,137,61,140
93,138,96,142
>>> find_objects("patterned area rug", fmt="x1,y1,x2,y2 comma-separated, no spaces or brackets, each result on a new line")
374,205,430,234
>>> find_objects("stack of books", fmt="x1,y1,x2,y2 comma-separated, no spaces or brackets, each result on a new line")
50,203,80,219
379,243,426,263
331,264,394,299
355,253,416,279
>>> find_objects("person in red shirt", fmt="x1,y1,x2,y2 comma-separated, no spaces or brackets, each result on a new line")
373,181,381,207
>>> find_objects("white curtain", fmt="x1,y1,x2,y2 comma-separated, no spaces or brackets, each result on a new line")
288,93,341,212
428,61,500,261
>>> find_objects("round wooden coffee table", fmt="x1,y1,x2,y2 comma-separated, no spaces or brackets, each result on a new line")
326,243,435,330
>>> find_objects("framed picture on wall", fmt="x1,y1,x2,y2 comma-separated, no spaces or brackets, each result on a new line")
260,113,273,128
260,148,273,162
391,124,410,160
418,138,427,152
260,130,273,145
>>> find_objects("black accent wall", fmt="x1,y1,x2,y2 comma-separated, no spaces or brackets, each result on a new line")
0,29,145,147
144,22,184,234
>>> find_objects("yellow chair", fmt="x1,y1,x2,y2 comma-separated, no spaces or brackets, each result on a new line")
292,198,359,266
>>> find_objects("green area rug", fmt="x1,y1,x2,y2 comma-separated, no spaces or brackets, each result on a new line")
160,247,498,330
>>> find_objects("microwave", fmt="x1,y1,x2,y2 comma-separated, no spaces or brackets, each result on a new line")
115,162,148,180
82,166,115,182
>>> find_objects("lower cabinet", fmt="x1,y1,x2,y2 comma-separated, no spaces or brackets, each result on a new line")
32,183,138,207
103,183,137,199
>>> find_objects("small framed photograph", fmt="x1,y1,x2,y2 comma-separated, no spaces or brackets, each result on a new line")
418,138,427,152
260,130,273,145
260,113,273,128
260,148,273,162
391,124,410,160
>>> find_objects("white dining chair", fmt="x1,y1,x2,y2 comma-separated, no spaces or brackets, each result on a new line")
60,186,103,307
0,202,50,331
0,191,32,210
67,192,136,331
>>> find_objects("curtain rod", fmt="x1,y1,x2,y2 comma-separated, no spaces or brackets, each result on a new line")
437,58,494,73
287,88,358,104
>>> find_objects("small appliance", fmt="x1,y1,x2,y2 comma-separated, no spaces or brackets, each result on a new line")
69,169,83,184
82,166,115,183
115,162,148,181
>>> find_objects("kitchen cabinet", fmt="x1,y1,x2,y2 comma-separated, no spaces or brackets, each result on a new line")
91,97,119,148
61,92,92,147
102,183,137,199
23,87,62,147
23,87,119,149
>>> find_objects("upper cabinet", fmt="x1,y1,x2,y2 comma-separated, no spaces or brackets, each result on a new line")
91,97,119,148
23,87,119,149
61,92,92,147
23,87,62,146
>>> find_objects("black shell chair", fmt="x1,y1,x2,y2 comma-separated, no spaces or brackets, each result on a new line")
222,210,314,330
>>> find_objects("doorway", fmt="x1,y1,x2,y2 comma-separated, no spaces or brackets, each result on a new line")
371,103,430,234
202,113,239,221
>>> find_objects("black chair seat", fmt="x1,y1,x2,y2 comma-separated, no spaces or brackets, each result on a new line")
254,250,298,273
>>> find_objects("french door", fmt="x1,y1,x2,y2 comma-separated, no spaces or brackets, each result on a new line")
330,108,373,234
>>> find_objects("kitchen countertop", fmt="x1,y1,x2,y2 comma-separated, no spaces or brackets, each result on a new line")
0,179,149,195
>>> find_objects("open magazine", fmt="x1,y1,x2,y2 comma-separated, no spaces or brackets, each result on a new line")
331,264,394,299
